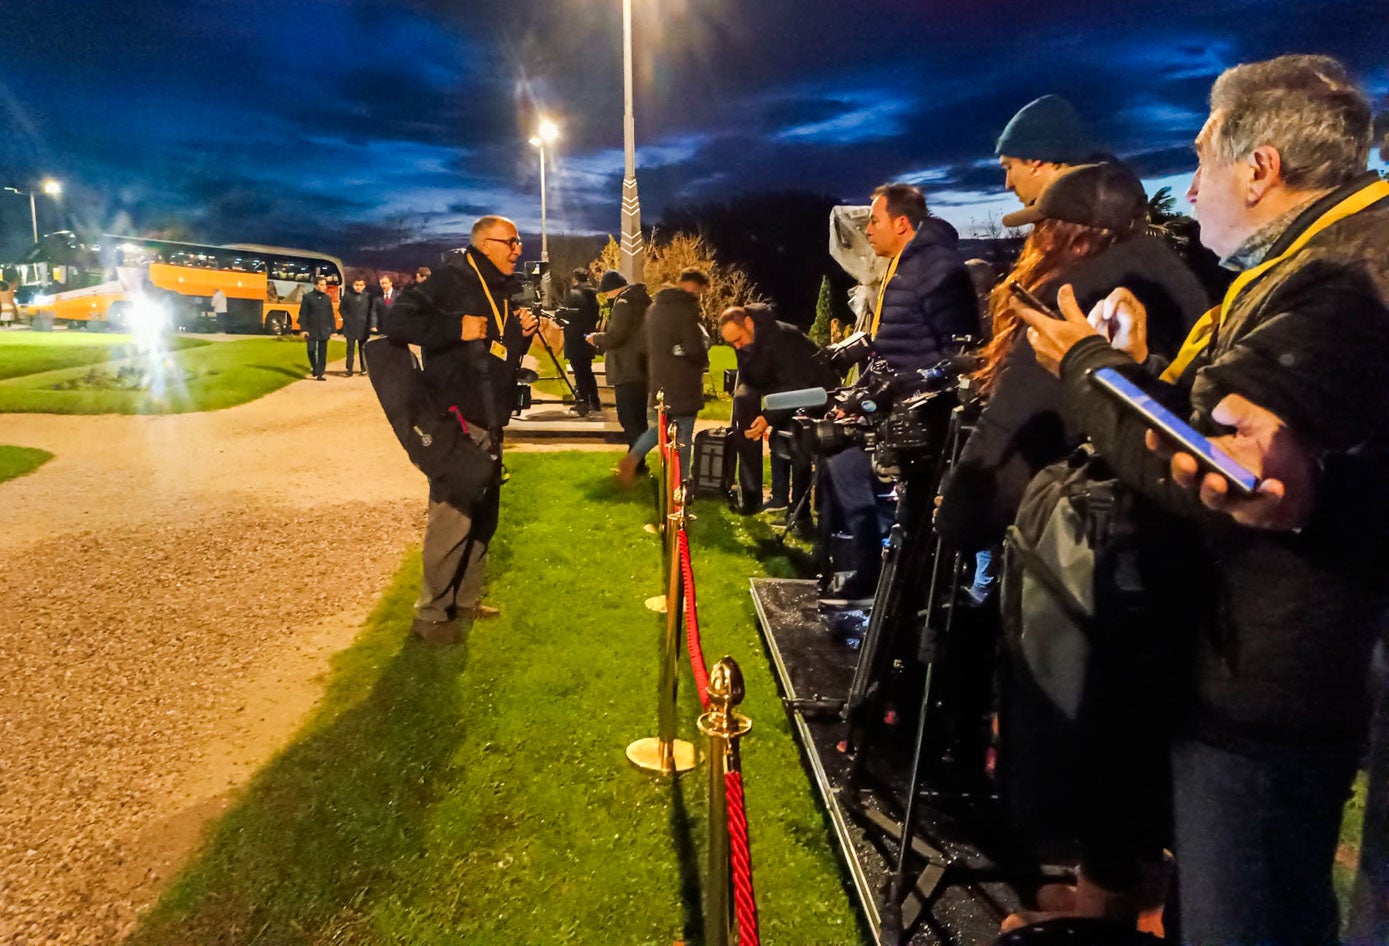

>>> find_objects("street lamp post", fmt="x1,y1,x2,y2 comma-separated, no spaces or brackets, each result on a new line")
529,118,560,308
620,0,644,283
4,178,62,245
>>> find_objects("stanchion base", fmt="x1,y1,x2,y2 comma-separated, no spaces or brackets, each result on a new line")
642,523,660,535
625,737,701,774
644,594,668,613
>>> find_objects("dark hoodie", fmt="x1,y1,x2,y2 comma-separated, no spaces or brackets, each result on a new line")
872,217,979,372
645,286,709,415
735,304,841,425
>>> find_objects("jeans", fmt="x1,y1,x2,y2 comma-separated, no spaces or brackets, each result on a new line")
631,411,696,482
305,337,328,377
821,446,894,597
1171,735,1358,945
613,382,648,450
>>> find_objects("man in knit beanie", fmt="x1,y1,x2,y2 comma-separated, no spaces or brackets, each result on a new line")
995,94,1099,207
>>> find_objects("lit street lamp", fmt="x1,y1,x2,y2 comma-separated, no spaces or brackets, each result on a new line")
529,118,560,308
4,178,62,245
620,0,644,283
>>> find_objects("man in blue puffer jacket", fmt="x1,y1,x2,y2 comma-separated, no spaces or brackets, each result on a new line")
822,184,978,605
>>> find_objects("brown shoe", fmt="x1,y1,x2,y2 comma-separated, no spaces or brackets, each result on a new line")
615,453,639,487
458,603,500,619
410,617,460,645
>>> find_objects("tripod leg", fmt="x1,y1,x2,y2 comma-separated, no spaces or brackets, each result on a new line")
534,330,579,400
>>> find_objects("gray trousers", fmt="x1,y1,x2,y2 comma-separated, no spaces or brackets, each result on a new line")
417,428,500,623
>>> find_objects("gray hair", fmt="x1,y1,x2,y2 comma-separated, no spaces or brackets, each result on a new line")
470,215,516,243
1208,54,1371,191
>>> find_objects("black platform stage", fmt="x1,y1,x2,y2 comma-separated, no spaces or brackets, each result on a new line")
751,577,1039,946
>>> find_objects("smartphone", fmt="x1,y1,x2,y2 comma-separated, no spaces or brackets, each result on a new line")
1007,280,1064,320
1090,367,1260,496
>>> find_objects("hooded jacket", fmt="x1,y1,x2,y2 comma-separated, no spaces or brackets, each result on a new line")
872,217,979,372
590,284,651,386
645,286,709,415
734,304,841,425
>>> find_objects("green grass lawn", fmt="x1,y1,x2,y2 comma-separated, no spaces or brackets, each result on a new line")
0,445,53,483
129,451,859,946
0,335,344,414
0,331,207,380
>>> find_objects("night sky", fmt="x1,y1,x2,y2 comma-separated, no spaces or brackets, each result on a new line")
1,0,1386,265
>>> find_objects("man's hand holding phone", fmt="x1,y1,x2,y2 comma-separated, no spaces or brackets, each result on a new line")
1148,393,1317,531
1013,284,1103,374
1087,287,1149,364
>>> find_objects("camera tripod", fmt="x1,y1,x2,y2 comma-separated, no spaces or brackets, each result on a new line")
526,312,579,405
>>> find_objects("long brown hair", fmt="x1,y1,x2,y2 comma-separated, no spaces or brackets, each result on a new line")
974,219,1129,393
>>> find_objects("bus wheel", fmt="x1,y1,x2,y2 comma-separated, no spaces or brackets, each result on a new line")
266,312,289,336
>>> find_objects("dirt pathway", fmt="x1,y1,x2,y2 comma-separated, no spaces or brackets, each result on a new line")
0,363,615,944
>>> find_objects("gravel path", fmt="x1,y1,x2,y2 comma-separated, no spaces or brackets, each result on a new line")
0,362,609,944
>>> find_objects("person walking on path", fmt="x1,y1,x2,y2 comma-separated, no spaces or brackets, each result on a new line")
339,277,373,376
299,276,336,381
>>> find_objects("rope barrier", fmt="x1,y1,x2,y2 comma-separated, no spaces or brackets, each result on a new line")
677,529,711,709
725,770,760,946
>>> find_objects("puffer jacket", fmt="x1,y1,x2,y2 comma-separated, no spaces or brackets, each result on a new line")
872,217,979,372
590,284,651,385
645,287,708,415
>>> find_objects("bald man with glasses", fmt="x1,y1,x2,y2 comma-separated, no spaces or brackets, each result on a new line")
382,214,539,644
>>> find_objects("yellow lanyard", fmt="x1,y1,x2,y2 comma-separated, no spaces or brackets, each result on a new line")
1161,179,1389,383
465,253,510,338
870,247,904,338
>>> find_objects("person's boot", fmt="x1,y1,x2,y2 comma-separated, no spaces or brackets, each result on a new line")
615,453,640,486
1000,870,1142,933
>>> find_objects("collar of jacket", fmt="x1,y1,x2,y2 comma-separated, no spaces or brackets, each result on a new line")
1253,172,1388,266
458,245,512,292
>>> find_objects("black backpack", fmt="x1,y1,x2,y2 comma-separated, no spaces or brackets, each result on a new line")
363,334,499,510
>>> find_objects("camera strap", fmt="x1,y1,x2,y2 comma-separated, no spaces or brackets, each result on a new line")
1161,178,1389,383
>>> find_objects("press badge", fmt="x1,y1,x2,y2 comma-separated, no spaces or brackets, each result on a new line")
489,341,508,361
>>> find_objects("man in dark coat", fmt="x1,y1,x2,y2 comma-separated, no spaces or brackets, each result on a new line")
338,276,373,376
617,269,709,484
382,214,539,644
587,270,652,455
1017,55,1389,944
562,269,602,414
298,275,336,380
823,183,978,603
719,303,840,513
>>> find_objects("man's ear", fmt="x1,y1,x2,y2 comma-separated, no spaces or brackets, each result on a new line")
1245,145,1283,203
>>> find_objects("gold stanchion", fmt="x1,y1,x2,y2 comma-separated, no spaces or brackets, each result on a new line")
698,658,753,946
645,393,671,610
627,500,701,775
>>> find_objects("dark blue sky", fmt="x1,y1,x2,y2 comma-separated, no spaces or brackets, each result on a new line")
1,0,1386,264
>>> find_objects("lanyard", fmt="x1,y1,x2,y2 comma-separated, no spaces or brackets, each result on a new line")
465,253,510,338
1161,179,1389,383
870,246,904,338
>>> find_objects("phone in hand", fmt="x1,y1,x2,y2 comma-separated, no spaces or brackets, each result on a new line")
1007,280,1065,320
1090,367,1261,497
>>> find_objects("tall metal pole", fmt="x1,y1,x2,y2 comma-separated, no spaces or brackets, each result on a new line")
620,0,644,284
539,140,551,308
28,190,37,245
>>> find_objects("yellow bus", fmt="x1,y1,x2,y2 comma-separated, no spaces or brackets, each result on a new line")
11,231,344,334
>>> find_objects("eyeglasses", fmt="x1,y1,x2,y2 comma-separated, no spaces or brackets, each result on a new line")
484,236,523,250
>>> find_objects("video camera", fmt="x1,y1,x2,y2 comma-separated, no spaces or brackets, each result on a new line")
789,333,974,477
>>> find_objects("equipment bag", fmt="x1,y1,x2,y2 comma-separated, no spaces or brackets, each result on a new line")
690,426,737,500
363,335,499,510
1000,446,1150,720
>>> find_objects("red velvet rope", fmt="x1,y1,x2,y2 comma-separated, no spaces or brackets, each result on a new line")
676,529,710,708
657,405,669,452
725,771,760,946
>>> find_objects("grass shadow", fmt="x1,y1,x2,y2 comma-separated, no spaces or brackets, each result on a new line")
129,600,472,944
671,774,707,946
245,363,310,380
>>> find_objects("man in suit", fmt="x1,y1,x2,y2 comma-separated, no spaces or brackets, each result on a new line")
299,276,336,381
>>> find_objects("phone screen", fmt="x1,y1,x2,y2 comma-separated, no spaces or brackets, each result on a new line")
1091,368,1260,496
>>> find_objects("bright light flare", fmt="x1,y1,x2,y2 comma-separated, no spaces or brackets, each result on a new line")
532,117,560,147
41,179,61,197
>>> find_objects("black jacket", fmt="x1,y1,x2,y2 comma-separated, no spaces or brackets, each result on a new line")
872,218,979,372
645,287,709,415
937,234,1208,551
339,288,373,339
298,288,336,340
562,285,600,360
734,304,841,425
1058,175,1389,751
381,247,527,430
590,284,651,386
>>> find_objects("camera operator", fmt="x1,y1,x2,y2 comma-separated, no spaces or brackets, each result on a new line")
587,270,652,460
1017,55,1389,944
821,183,978,604
719,303,841,514
562,269,602,415
382,214,539,645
